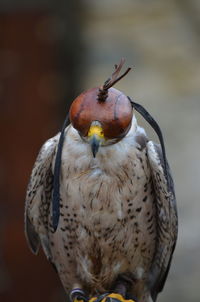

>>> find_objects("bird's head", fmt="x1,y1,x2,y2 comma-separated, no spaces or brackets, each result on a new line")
69,58,133,157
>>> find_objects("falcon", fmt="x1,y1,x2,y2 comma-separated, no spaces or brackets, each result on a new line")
25,59,178,302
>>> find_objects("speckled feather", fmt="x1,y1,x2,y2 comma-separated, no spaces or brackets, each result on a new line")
25,118,177,302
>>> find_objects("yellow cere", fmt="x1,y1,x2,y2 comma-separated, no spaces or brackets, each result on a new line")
88,125,104,139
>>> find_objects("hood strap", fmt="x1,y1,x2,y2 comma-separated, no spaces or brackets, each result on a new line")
52,113,69,231
128,96,170,189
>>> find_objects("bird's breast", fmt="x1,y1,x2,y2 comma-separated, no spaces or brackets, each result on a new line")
53,138,157,291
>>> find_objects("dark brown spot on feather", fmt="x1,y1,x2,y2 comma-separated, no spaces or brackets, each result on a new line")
143,196,147,202
147,223,154,231
147,215,153,223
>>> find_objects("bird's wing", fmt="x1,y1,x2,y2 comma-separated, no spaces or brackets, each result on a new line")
25,133,60,259
146,141,178,302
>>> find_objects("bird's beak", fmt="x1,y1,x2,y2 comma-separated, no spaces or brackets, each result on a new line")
90,135,100,157
88,123,104,157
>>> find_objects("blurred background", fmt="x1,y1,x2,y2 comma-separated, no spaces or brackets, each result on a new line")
0,0,200,301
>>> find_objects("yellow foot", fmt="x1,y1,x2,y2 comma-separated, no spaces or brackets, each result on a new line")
74,298,87,302
89,293,136,302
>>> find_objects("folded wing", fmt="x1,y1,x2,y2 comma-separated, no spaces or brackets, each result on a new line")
24,133,60,259
147,141,178,302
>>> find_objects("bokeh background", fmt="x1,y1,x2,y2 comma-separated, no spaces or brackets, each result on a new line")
0,1,200,301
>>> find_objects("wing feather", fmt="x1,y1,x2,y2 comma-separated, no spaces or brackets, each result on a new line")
147,141,178,301
24,133,60,257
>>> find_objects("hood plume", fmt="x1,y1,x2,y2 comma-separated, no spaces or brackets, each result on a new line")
97,58,131,102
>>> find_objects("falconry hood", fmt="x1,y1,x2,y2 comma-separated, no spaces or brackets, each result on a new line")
52,58,170,231
69,58,133,141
